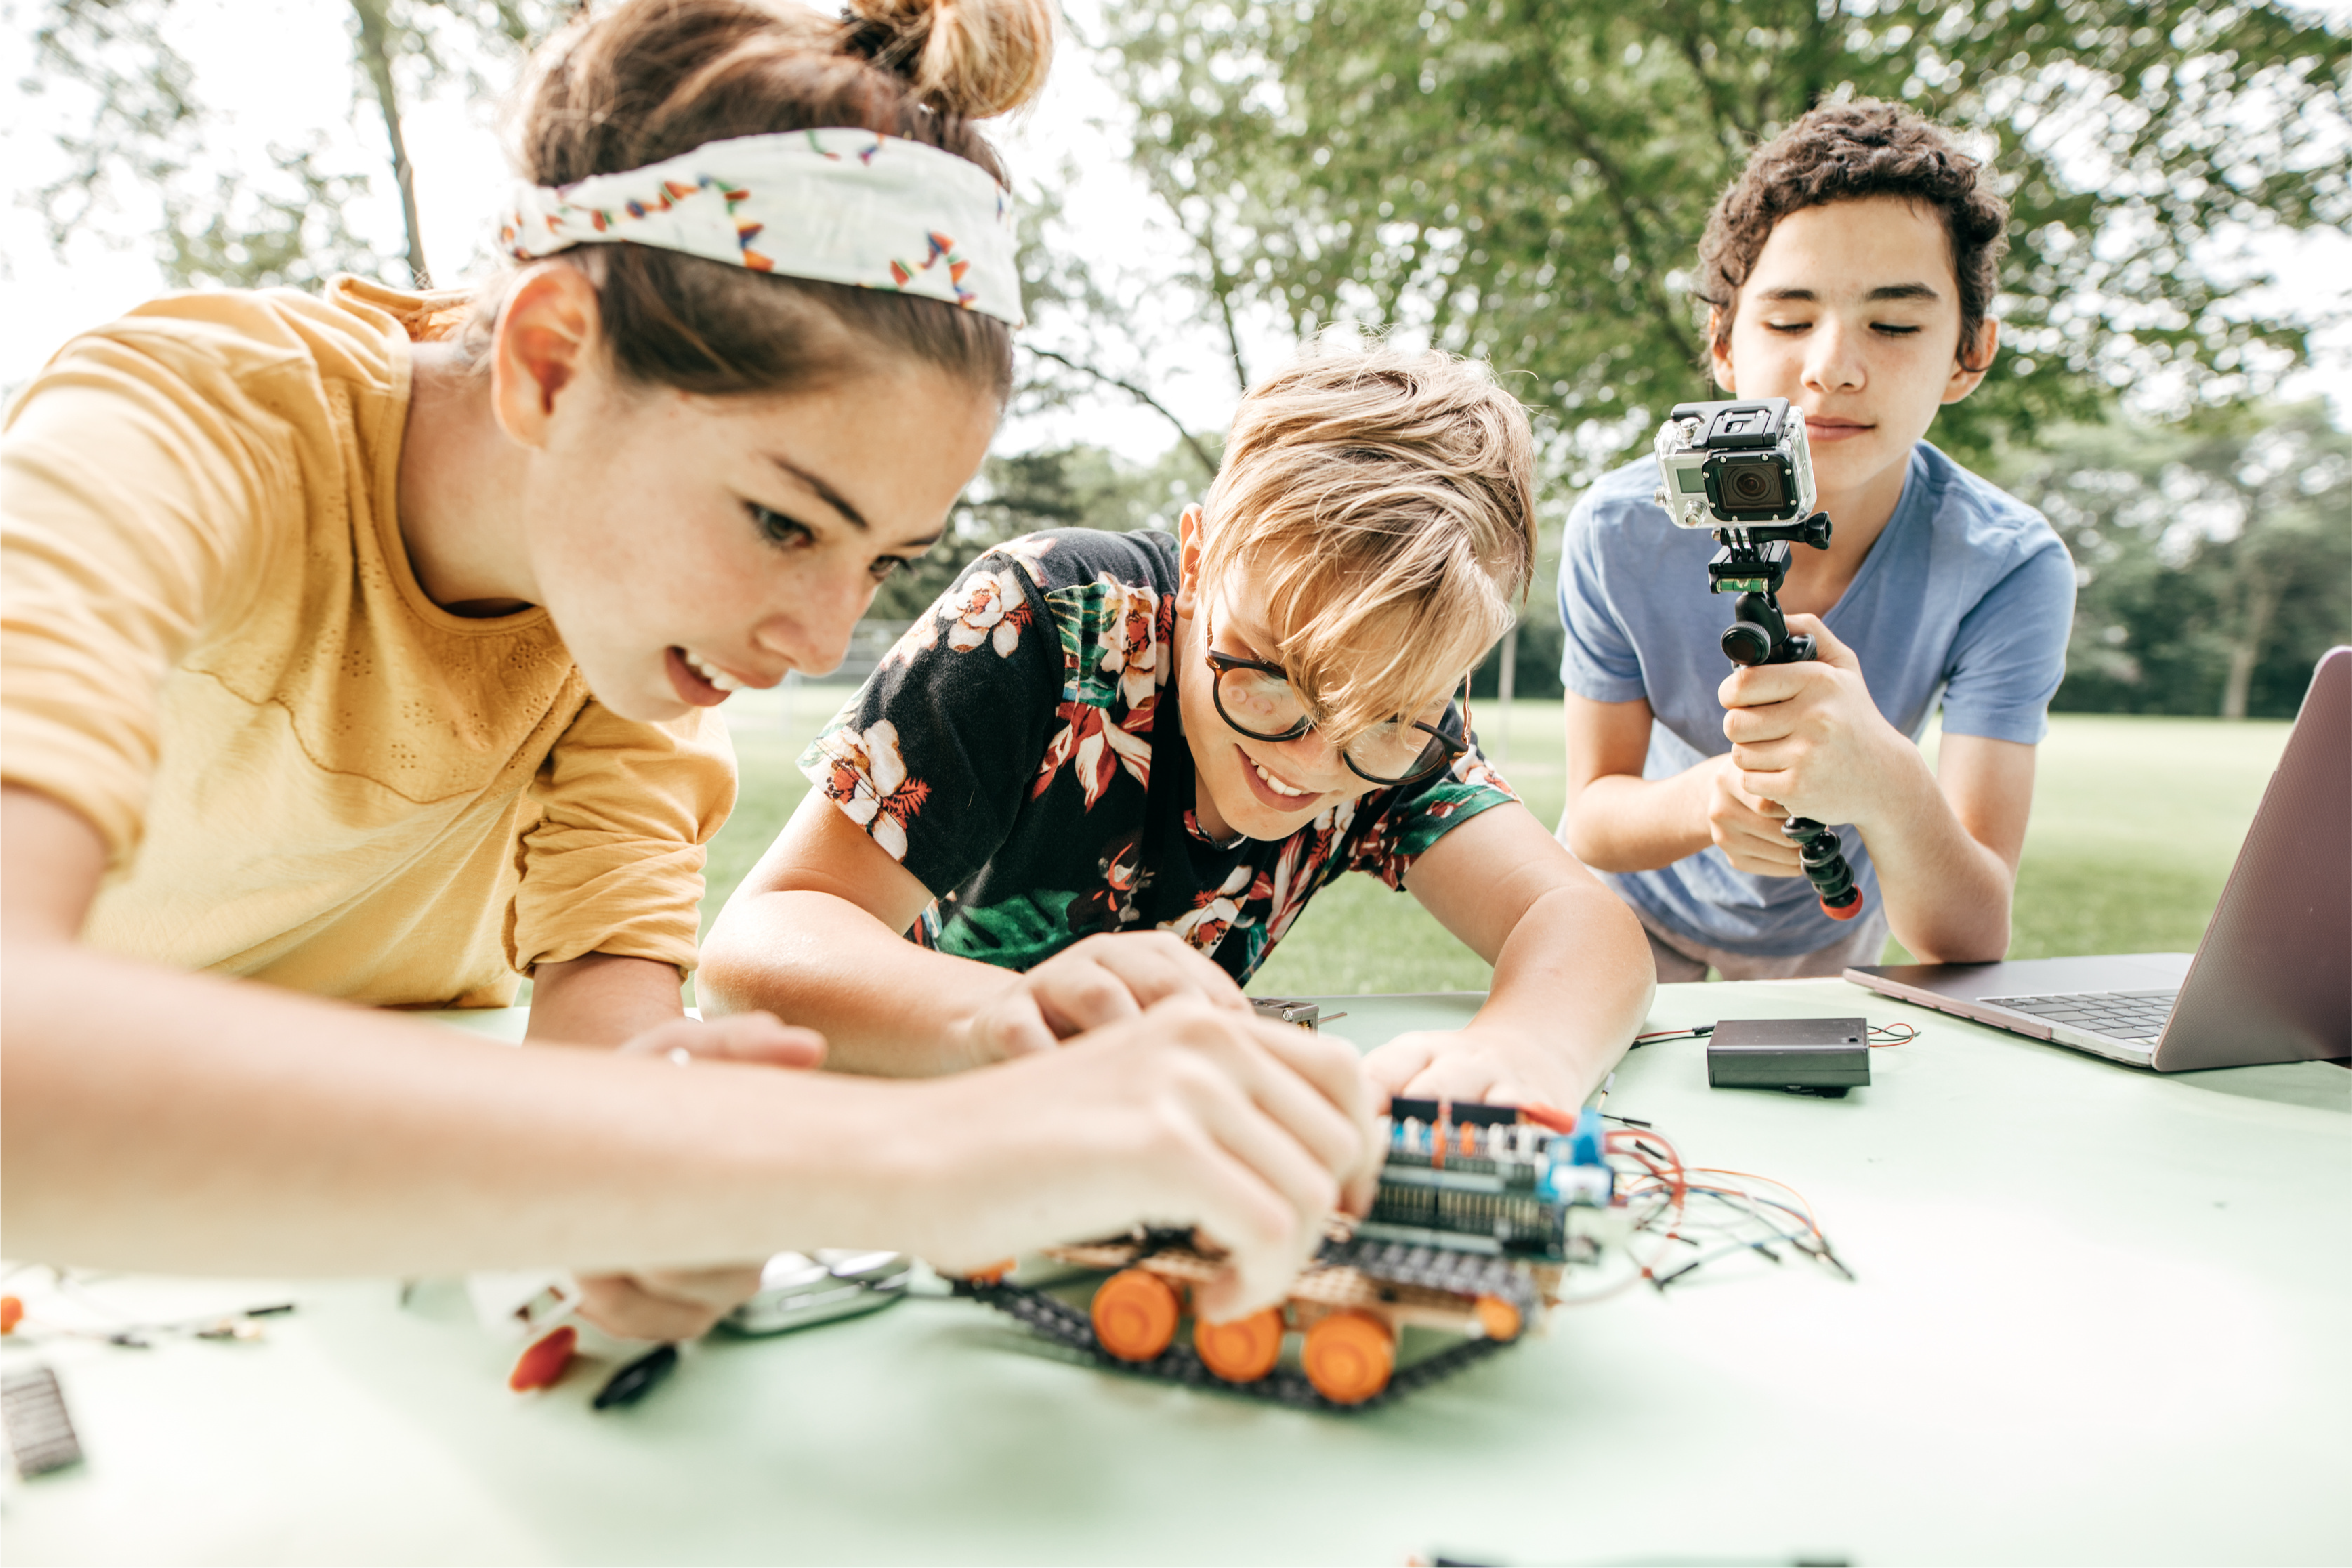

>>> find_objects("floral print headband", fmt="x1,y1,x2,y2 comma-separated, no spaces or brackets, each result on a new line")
499,127,1024,327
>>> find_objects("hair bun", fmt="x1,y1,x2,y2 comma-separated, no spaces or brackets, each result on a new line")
843,0,1055,120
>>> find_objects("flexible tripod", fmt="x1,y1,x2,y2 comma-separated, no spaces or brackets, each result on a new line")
1708,512,1865,922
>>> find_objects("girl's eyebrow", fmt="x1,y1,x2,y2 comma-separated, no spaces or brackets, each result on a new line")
767,454,870,532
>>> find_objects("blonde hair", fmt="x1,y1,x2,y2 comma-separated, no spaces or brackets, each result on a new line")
1198,345,1537,744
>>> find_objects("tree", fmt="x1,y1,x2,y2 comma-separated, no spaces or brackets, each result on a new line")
866,440,1214,620
23,0,569,291
1998,402,2352,719
1102,0,2352,484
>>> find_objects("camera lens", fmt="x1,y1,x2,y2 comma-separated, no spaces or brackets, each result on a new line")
1730,462,1787,510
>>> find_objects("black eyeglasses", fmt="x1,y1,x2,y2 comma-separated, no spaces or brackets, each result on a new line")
1203,622,1472,787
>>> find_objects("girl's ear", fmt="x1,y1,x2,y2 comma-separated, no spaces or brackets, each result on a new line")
1174,503,1206,617
1707,306,1736,394
489,263,604,449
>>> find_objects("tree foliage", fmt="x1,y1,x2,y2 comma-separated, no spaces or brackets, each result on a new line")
22,0,570,291
1104,0,2352,482
1997,401,2351,719
866,441,1214,619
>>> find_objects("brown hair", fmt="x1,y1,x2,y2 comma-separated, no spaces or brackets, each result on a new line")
1198,344,1537,743
468,0,1054,400
1697,100,2009,372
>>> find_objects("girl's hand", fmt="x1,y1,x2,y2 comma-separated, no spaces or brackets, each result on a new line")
916,996,1379,1323
961,932,1253,1062
1362,1025,1586,1116
574,1264,768,1342
575,1012,831,1340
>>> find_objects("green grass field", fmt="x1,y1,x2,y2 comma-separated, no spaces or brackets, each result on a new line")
700,686,2291,996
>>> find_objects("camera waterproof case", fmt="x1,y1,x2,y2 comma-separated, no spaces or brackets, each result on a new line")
1652,396,1818,528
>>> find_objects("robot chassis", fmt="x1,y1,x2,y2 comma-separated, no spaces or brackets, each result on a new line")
951,1001,1618,1411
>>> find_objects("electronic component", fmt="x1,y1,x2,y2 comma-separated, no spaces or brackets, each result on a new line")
1706,1017,1870,1096
3,1364,83,1478
1251,997,1330,1029
723,1249,910,1336
507,1326,577,1392
956,1097,1644,1409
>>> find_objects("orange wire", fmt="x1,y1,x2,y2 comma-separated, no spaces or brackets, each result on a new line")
1682,1166,1823,1239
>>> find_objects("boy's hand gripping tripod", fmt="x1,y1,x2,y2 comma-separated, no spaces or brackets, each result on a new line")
1709,514,1866,922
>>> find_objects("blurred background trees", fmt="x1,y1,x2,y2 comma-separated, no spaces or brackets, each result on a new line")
14,0,2348,714
1104,0,2351,476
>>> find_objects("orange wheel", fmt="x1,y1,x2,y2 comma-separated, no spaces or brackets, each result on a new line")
1474,1294,1522,1343
1091,1268,1181,1362
1194,1307,1285,1383
1301,1309,1394,1405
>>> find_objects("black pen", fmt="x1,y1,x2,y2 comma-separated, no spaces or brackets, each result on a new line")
592,1343,679,1410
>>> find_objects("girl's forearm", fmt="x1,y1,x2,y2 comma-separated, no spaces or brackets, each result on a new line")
526,952,686,1046
1,937,924,1276
697,889,1012,1075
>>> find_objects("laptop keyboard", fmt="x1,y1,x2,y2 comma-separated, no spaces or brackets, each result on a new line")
1981,989,2179,1044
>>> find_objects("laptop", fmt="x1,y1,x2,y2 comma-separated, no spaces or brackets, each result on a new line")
1845,646,2350,1072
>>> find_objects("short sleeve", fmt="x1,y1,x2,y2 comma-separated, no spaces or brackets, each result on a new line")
1,333,277,866
798,549,1062,896
1936,539,2076,745
1557,495,1650,704
508,701,737,973
1343,733,1521,892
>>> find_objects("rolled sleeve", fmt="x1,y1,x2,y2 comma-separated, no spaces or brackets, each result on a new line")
1345,737,1520,892
508,700,737,974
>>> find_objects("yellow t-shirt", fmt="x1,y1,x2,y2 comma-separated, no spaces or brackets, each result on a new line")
1,277,735,1007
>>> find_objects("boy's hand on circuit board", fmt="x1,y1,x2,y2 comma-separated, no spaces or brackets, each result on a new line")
1361,1027,1586,1119
1717,615,1910,830
916,996,1379,1321
960,931,1254,1062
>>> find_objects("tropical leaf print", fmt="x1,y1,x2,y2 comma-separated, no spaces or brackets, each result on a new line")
1032,699,1154,808
1166,894,1242,959
944,566,1033,657
934,887,1085,970
1048,575,1172,710
809,718,931,861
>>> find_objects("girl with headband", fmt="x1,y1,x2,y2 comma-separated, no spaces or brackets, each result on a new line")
2,0,1376,1338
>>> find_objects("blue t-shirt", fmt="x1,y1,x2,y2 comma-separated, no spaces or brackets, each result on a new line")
1557,441,2075,958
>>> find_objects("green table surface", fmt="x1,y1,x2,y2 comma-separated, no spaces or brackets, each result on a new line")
4,980,2347,1566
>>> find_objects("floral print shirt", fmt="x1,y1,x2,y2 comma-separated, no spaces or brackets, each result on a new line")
800,528,1519,984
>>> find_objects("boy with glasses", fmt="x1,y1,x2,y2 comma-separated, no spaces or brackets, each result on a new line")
703,347,1654,1112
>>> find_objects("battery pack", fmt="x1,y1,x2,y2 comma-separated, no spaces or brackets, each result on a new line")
1706,1017,1870,1095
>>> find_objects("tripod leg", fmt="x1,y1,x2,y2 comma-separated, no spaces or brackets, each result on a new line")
1785,817,1863,919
